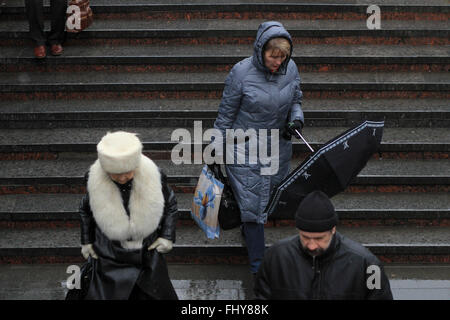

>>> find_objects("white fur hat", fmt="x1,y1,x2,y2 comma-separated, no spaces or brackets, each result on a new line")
97,131,143,174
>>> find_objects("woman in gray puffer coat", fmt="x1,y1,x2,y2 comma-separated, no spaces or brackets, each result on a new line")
213,21,304,274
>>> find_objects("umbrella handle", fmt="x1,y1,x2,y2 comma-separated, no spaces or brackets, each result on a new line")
295,129,315,153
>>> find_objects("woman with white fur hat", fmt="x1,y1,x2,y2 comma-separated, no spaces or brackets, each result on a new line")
70,131,178,300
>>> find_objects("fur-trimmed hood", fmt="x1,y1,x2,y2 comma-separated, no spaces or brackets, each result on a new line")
87,155,165,250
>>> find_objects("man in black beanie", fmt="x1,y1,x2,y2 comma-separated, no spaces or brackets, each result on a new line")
254,190,393,300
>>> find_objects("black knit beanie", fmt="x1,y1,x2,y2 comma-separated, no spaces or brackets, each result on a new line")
295,191,338,232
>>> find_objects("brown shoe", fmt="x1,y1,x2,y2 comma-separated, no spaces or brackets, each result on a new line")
34,45,46,59
50,44,63,56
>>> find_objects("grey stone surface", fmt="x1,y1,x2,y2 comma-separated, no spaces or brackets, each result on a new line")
0,157,448,179
0,196,16,213
0,71,228,84
0,263,448,300
2,192,449,216
0,228,79,248
0,264,228,300
1,127,449,145
176,225,450,246
0,98,221,113
1,225,449,249
385,265,450,280
2,18,449,32
301,98,449,112
389,280,450,300
10,194,83,213
331,193,450,210
1,71,449,85
0,98,449,114
358,159,450,176
2,44,449,59
3,0,450,6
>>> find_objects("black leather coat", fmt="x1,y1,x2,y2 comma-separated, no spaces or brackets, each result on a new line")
78,170,178,300
254,232,393,300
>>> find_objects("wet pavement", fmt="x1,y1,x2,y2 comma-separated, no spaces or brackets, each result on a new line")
0,263,448,300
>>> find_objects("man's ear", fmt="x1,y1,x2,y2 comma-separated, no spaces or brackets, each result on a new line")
331,226,336,235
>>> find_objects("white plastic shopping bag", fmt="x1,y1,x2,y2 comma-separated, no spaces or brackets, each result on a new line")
190,165,224,239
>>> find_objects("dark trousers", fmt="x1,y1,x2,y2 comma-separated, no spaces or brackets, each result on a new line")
25,0,67,46
242,222,265,274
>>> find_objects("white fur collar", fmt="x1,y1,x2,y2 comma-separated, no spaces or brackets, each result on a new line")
87,155,165,250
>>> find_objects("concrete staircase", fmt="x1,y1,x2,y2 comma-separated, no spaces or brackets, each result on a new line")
0,0,449,299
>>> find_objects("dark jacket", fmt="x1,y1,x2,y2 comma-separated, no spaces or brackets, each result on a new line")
254,232,393,300
77,157,178,300
213,21,304,224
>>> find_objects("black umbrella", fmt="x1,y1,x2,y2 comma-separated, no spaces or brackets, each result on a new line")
264,120,384,219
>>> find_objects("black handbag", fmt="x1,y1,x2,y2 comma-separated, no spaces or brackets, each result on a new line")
208,164,241,230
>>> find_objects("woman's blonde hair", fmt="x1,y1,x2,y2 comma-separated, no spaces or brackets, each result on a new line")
264,37,291,58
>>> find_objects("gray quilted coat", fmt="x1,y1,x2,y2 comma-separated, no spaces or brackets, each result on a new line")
213,21,304,224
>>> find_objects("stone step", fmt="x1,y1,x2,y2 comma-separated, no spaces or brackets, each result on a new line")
0,127,448,153
0,157,448,187
2,0,449,16
2,17,449,32
3,0,450,6
1,263,449,300
0,98,448,113
1,192,449,226
0,71,448,93
1,109,448,128
0,263,255,300
1,225,449,264
2,44,449,66
1,19,448,40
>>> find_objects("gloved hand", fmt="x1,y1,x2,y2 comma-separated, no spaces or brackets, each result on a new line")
148,237,173,254
81,243,98,260
286,120,303,138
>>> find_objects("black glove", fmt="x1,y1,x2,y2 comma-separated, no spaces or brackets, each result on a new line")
284,120,303,139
